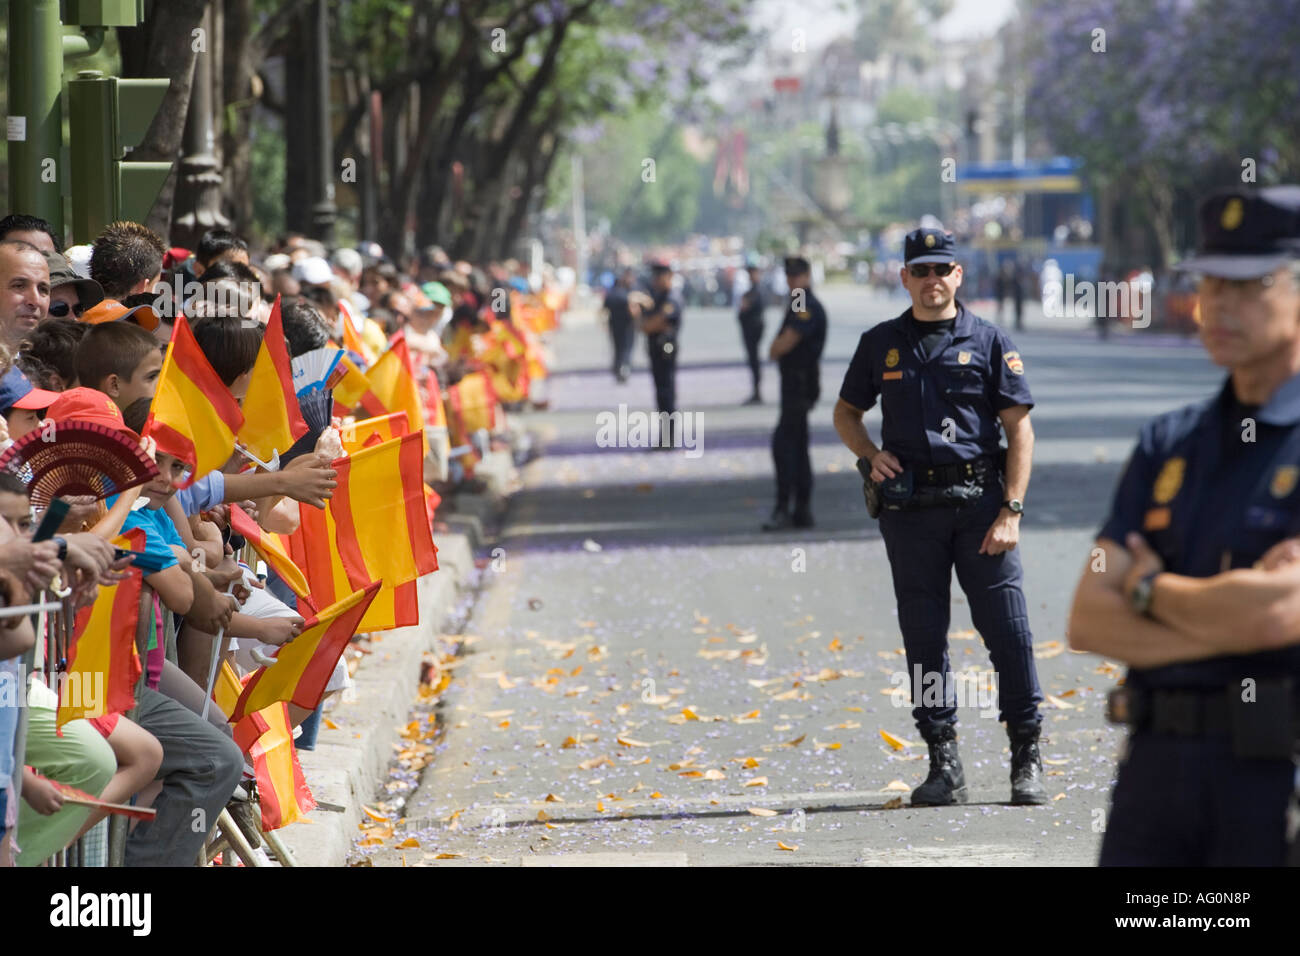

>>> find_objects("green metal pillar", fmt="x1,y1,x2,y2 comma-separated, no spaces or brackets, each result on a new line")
67,71,117,243
7,0,67,239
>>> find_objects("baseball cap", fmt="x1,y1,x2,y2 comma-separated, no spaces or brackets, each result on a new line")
420,281,452,308
1174,186,1300,279
0,366,60,414
904,227,957,265
292,255,333,286
63,244,93,279
80,298,162,332
42,250,104,308
45,386,138,439
162,247,192,272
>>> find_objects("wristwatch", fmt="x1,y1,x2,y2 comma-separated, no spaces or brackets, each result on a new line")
1001,498,1024,515
52,535,68,562
1129,570,1160,617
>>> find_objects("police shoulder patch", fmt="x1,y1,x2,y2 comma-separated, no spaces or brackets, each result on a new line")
1152,456,1185,505
1270,465,1299,499
1004,351,1025,375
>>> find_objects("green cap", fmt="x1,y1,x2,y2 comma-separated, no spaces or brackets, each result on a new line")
421,281,453,307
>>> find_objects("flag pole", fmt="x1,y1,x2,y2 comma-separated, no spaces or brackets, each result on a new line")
200,582,236,722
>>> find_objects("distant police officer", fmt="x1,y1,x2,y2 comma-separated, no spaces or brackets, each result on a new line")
1069,186,1300,865
604,267,640,382
834,227,1047,806
763,257,827,531
640,260,682,447
738,259,766,404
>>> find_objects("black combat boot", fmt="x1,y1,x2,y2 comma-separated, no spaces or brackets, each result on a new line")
1008,722,1048,806
910,724,967,806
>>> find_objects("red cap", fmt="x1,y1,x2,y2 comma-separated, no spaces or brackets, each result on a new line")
163,247,191,271
45,387,138,439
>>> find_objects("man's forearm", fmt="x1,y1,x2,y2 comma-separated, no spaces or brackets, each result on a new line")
833,402,879,460
1003,421,1033,501
1149,566,1300,650
1069,579,1227,668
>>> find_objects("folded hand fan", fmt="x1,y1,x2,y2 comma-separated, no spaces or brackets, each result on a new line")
0,421,159,509
291,347,343,432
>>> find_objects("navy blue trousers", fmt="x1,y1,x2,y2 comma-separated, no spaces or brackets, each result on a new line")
771,393,813,513
1099,733,1294,865
877,486,1042,739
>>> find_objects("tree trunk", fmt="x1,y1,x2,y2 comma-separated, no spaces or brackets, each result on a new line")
282,5,315,234
117,0,211,239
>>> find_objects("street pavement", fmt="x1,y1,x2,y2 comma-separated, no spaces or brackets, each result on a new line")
363,284,1223,867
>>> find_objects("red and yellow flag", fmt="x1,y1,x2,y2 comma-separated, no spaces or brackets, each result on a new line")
338,298,375,365
231,581,381,723
360,334,424,435
340,411,409,455
57,529,145,728
229,504,311,603
144,314,244,487
232,701,315,830
330,433,439,631
331,351,373,413
237,295,308,465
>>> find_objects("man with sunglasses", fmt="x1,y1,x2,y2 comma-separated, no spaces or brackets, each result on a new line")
1069,186,1300,865
834,227,1046,807
43,250,104,321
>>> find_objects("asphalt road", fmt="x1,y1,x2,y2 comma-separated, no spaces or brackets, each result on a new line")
363,285,1223,867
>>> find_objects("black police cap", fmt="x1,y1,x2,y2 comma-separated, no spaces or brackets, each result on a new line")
648,259,673,274
1175,186,1300,279
784,256,810,275
904,227,956,264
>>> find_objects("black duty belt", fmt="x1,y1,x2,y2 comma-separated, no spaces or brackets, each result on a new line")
1107,678,1300,759
916,456,996,486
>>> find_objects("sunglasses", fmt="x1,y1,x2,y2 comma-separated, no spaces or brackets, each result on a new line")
48,300,85,318
908,263,956,278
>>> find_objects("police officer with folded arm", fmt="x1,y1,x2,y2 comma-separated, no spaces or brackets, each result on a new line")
834,227,1047,806
640,260,682,448
1069,186,1300,866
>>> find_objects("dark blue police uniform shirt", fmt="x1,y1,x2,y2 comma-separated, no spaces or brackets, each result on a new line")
838,300,1033,466
1098,373,1300,689
778,290,828,401
648,287,683,343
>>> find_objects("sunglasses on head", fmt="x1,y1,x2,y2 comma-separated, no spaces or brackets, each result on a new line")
48,300,85,318
908,262,956,278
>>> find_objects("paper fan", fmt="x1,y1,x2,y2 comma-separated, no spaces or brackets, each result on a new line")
292,347,343,398
297,388,335,432
0,421,159,508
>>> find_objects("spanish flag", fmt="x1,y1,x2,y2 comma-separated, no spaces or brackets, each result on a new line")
338,298,375,365
144,314,244,487
237,295,308,465
57,529,145,728
332,351,373,413
231,581,381,723
229,504,312,604
340,411,409,455
284,497,349,617
360,334,424,435
212,662,315,831
330,433,439,631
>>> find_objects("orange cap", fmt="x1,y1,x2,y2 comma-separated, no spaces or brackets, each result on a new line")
81,298,162,332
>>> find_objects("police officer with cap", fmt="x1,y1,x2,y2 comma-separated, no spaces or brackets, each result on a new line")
737,257,766,405
640,260,683,447
1069,185,1300,865
834,226,1047,806
763,256,827,530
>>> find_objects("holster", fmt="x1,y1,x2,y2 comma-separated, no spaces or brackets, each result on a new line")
856,458,881,518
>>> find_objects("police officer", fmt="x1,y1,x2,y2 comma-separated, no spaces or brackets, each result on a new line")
763,257,827,531
640,260,682,448
603,267,639,382
1069,186,1300,865
738,259,766,404
834,227,1046,806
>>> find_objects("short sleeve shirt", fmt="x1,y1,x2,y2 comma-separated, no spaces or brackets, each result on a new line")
1097,374,1300,688
778,290,828,400
839,300,1033,465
